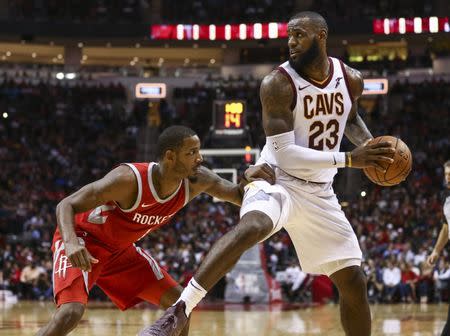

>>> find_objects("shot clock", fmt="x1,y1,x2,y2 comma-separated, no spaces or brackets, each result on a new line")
212,100,246,135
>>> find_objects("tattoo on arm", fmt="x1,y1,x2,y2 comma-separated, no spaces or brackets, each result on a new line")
345,109,373,146
260,70,295,136
343,65,373,146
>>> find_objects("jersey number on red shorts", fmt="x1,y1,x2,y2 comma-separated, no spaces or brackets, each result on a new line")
308,119,339,150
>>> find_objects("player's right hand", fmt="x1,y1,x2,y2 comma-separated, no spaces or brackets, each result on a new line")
350,141,395,172
426,251,439,266
244,163,276,185
65,239,99,272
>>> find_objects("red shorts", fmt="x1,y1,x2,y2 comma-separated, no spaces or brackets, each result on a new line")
52,236,177,310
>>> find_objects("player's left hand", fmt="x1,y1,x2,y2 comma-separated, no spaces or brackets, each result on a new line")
244,163,276,185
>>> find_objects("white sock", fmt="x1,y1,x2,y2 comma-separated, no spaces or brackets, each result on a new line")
176,278,207,316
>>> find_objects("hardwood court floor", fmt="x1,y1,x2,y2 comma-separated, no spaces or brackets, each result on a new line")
0,301,447,335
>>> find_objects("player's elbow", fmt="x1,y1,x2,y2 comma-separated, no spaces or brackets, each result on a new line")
55,200,64,216
56,198,72,216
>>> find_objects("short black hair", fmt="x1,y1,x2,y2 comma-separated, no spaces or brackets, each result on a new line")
156,125,197,159
289,11,328,33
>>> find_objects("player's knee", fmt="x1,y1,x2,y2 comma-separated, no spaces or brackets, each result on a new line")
58,303,85,327
238,212,274,243
336,267,368,303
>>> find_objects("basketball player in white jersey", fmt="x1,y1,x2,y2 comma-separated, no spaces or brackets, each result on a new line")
427,160,450,336
144,12,395,336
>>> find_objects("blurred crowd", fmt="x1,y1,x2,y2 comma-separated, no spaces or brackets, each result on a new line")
7,0,150,23
6,0,447,25
0,74,449,305
161,0,444,24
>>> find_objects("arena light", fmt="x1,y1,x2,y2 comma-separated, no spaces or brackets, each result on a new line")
399,18,406,34
209,24,216,40
429,16,439,33
151,22,289,40
176,24,184,40
193,24,199,40
413,17,422,33
373,17,449,34
56,72,64,80
254,23,262,39
65,73,76,80
383,18,390,34
361,191,367,197
239,24,247,40
2,112,8,119
268,22,278,38
225,25,231,40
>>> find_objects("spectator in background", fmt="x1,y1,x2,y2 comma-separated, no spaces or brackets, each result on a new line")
19,259,45,299
400,262,418,302
32,273,53,301
416,262,434,303
433,260,450,302
284,261,308,302
383,260,402,303
364,259,384,303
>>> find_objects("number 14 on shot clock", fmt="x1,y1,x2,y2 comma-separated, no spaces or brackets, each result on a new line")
213,100,246,135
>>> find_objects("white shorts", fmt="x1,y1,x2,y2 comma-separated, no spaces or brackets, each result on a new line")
240,169,362,276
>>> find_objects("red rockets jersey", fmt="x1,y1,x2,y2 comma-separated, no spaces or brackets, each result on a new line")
53,162,189,251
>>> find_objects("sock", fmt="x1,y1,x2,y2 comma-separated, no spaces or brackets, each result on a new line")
176,278,207,316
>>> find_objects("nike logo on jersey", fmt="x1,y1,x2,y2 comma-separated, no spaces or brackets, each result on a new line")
141,203,152,208
335,77,343,88
298,85,311,91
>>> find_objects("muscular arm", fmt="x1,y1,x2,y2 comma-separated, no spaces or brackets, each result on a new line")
56,165,137,270
188,166,242,206
343,65,373,146
260,70,347,169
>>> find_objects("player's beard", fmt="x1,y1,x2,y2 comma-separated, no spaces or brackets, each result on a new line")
174,159,199,182
289,37,320,73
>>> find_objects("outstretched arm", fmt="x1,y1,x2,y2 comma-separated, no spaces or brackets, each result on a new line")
343,64,373,146
189,164,275,206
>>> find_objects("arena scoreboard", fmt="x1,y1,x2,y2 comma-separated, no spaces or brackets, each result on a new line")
212,100,246,135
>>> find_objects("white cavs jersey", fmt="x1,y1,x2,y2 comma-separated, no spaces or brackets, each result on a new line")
260,57,354,183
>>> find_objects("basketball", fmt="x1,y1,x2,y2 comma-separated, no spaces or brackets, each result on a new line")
363,136,412,186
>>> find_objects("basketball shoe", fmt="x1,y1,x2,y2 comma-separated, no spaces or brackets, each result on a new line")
138,300,189,336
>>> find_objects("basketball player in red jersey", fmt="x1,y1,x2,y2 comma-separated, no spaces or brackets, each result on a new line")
146,12,395,336
36,125,275,336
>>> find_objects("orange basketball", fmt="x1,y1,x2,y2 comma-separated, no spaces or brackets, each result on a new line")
363,136,412,186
